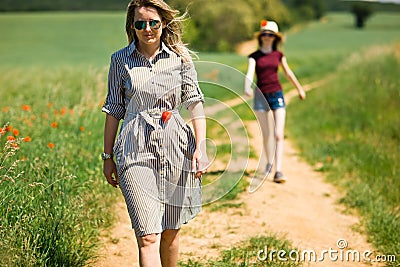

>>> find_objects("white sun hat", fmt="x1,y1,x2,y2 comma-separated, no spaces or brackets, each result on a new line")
260,20,279,33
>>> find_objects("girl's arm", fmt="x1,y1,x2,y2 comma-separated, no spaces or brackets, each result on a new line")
281,56,306,100
188,101,208,178
244,57,256,96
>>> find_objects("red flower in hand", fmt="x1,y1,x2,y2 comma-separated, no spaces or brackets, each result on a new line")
161,111,172,123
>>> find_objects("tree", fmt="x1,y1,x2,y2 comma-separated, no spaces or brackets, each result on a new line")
351,3,374,29
189,0,255,51
243,0,292,30
288,0,326,20
168,0,292,52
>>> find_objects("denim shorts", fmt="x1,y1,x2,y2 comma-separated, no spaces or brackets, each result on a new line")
253,90,286,111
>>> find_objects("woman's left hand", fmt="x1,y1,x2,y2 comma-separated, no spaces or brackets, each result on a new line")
298,88,306,100
192,148,209,178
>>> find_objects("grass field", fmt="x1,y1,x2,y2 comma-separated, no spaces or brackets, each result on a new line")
1,11,399,266
287,44,400,266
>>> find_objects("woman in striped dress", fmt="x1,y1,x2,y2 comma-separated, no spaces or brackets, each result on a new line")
101,0,208,266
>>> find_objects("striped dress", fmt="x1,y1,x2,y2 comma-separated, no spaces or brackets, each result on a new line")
102,42,203,237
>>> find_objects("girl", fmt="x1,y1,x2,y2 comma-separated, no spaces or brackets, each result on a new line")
245,20,306,183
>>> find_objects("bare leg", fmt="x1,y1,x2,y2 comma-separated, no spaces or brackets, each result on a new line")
255,110,276,166
160,229,180,267
136,233,162,267
273,108,286,172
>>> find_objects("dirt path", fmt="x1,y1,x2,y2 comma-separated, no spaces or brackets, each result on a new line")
93,85,380,267
180,122,378,266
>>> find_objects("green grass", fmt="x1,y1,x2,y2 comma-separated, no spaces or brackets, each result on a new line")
179,234,301,267
0,66,116,266
286,45,400,265
283,12,400,81
0,12,126,67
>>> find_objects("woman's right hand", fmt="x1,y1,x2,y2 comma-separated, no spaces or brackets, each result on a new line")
244,87,253,97
103,159,119,188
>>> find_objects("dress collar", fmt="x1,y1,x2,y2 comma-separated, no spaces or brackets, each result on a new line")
127,41,173,56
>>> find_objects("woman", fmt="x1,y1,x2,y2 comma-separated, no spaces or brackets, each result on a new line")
244,20,306,183
101,0,208,266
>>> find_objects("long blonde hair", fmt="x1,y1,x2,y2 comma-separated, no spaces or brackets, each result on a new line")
126,0,193,62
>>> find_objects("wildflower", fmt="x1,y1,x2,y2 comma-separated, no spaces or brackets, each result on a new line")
2,107,9,113
261,20,268,27
7,136,16,142
22,104,32,111
11,143,19,149
51,122,58,128
47,102,53,108
23,136,32,142
60,107,67,115
5,125,12,132
162,111,172,123
0,128,4,135
13,129,20,136
42,113,49,120
47,143,55,149
79,126,85,132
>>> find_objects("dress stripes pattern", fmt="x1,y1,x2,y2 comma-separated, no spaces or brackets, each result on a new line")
102,42,203,237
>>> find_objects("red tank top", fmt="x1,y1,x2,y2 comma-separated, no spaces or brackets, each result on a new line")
249,50,283,93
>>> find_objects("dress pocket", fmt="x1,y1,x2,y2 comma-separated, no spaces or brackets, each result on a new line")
181,124,196,161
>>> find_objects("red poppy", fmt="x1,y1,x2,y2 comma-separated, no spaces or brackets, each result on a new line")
161,111,172,123
13,129,20,136
7,136,15,142
5,125,12,132
47,143,55,149
23,136,32,142
51,122,58,128
22,105,32,111
79,126,85,132
261,20,268,27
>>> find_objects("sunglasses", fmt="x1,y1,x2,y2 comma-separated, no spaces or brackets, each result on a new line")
260,32,276,37
134,20,161,30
